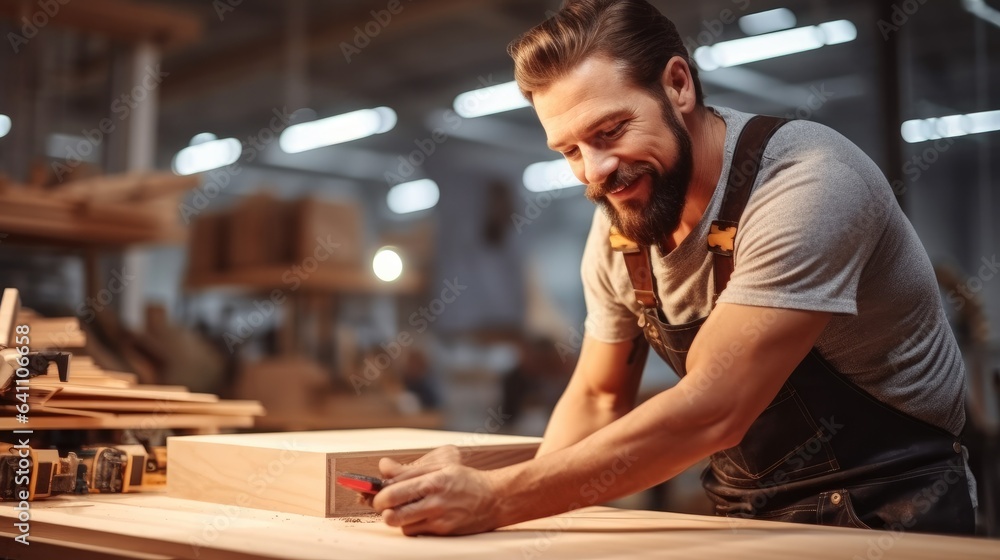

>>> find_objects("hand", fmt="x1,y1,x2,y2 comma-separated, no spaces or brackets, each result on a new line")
373,446,502,536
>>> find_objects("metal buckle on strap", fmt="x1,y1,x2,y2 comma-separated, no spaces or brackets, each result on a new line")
708,221,736,257
609,227,640,254
633,289,657,309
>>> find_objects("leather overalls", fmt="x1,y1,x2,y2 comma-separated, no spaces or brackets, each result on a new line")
611,116,976,534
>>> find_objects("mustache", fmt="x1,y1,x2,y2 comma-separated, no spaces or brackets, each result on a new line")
586,162,658,200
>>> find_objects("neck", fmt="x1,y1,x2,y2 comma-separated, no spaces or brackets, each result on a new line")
662,107,727,252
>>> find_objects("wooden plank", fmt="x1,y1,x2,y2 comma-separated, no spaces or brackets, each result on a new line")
47,384,219,403
43,399,264,416
2,494,999,560
167,429,540,517
0,414,255,431
52,173,198,204
0,189,186,246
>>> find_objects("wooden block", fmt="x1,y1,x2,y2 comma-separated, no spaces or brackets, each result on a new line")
187,211,231,275
167,428,540,517
294,197,364,266
228,193,293,268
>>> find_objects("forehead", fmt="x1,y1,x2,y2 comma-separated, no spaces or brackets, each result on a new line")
532,57,643,145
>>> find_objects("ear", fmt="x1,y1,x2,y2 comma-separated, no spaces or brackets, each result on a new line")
659,56,698,115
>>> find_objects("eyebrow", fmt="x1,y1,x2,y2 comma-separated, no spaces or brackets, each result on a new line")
547,108,634,151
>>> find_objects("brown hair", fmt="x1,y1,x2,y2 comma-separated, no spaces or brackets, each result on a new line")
508,0,704,105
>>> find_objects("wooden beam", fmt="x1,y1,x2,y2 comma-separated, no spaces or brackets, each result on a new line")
167,429,541,517
0,0,203,50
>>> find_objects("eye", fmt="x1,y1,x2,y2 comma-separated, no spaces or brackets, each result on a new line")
561,146,579,159
602,121,628,139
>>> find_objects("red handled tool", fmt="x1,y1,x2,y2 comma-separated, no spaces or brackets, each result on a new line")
336,472,385,494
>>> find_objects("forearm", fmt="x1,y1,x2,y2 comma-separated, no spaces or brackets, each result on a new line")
493,375,735,527
537,334,649,457
535,390,626,456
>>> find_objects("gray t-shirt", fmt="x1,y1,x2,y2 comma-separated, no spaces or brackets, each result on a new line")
581,106,967,436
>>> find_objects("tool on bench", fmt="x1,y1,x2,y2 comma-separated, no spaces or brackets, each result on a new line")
0,444,81,501
336,472,386,495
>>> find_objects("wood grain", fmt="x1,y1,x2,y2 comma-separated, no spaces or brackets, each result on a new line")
2,494,998,560
167,429,541,517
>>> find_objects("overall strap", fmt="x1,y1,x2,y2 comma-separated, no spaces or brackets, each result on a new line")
709,115,789,303
611,115,790,309
610,228,656,309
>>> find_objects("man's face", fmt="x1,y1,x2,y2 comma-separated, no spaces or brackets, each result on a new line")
533,56,694,247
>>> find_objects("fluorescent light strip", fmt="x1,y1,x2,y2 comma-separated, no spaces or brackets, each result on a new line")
453,81,531,119
739,8,797,36
0,114,10,138
279,107,397,154
387,179,440,214
695,19,857,71
523,159,583,192
172,137,242,175
901,110,1000,143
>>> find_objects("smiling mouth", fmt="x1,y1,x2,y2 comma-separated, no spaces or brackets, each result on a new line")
606,175,643,198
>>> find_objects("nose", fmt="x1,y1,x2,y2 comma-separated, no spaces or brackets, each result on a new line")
579,146,619,186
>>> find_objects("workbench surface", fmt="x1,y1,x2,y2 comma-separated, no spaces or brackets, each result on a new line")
2,494,998,559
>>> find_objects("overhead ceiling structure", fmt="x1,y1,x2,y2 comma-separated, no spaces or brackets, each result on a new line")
0,0,996,199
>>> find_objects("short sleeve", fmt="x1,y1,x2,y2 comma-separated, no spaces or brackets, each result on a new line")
581,210,643,342
717,152,891,315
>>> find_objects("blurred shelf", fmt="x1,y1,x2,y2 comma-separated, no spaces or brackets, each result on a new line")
0,188,186,248
186,266,423,295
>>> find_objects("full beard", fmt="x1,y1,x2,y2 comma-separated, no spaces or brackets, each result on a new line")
586,104,694,248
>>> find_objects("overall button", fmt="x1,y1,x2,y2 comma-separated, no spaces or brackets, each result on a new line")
830,492,842,505
953,441,962,454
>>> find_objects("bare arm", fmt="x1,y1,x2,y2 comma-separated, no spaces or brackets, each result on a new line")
492,303,832,526
536,333,649,456
373,303,831,535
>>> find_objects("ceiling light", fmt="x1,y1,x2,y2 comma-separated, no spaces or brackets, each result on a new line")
172,137,242,175
279,107,397,154
387,179,440,214
373,247,403,282
739,8,797,36
523,159,583,192
0,114,10,138
901,110,1000,143
694,20,857,71
453,81,530,119
189,132,218,145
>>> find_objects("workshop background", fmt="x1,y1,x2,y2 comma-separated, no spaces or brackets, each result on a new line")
0,0,997,533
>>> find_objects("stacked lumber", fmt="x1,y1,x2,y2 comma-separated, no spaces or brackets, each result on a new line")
0,309,264,431
0,171,197,246
0,353,263,429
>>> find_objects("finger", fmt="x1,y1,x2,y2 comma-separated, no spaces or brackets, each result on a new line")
379,457,405,479
398,518,446,537
421,445,462,465
382,495,443,528
381,460,448,485
373,472,445,511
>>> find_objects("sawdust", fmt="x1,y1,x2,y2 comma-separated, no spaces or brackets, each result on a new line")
341,514,381,524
